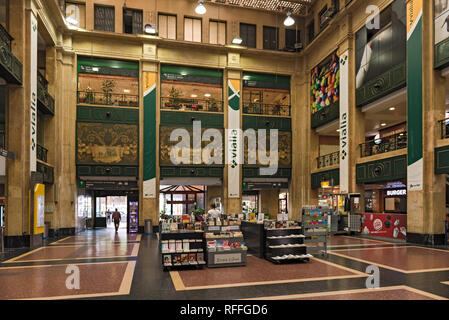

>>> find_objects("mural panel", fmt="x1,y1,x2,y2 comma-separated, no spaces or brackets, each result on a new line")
310,52,340,115
435,0,449,45
77,122,138,165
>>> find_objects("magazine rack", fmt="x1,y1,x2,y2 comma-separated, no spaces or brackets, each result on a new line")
302,206,329,256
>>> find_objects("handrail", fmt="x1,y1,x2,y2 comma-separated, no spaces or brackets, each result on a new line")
317,151,340,169
161,96,223,113
77,91,139,107
439,118,449,139
242,102,291,116
359,132,407,158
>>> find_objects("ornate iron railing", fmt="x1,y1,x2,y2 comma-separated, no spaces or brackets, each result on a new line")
37,72,55,115
77,91,139,107
0,24,22,84
242,103,291,116
317,151,340,169
439,118,449,139
37,144,48,163
360,132,407,158
161,97,223,113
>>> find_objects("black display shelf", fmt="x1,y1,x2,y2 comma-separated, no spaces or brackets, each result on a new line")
241,221,265,258
264,226,310,264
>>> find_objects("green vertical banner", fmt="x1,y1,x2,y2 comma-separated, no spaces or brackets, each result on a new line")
406,0,423,191
143,72,157,198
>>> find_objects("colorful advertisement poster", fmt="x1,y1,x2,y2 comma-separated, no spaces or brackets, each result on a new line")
361,213,407,240
435,0,449,45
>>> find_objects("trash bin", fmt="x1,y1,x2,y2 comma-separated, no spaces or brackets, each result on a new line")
44,222,50,239
144,219,153,235
0,226,4,253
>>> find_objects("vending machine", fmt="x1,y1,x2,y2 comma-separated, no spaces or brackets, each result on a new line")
127,196,139,233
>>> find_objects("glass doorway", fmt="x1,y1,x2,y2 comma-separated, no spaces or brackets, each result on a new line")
95,196,128,230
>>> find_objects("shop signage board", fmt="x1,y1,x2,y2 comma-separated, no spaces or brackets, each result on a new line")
143,72,157,198
30,12,38,173
406,0,423,191
339,50,349,194
227,79,241,198
386,189,407,196
361,213,407,240
214,253,242,264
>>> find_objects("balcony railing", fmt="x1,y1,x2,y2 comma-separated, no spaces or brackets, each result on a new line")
37,161,54,185
0,24,23,85
439,118,449,139
360,132,407,158
242,103,291,117
77,91,139,107
37,144,48,163
37,72,55,115
317,151,340,169
311,102,339,129
161,97,223,113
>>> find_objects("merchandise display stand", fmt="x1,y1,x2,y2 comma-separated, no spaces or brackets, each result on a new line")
160,221,206,271
204,225,247,268
240,221,265,258
302,206,329,256
264,221,311,264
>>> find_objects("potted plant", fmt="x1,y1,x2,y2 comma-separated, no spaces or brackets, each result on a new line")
207,97,218,111
101,79,115,105
190,204,205,221
83,86,93,104
168,86,182,109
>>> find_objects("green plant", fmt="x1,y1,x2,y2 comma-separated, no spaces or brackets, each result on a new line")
101,80,115,104
84,86,93,104
168,86,182,105
207,97,218,111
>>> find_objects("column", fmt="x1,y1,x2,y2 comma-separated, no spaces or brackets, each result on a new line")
141,62,159,230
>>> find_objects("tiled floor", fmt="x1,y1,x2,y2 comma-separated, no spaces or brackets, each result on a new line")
1,231,449,300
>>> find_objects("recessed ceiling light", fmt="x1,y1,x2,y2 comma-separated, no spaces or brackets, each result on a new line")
232,37,243,45
191,94,198,98
123,89,130,93
336,129,340,132
381,123,387,127
204,93,211,97
389,107,396,111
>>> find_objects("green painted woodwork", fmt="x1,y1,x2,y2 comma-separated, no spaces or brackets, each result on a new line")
160,166,223,178
434,145,449,174
160,111,224,128
76,165,138,177
242,72,290,90
435,37,449,70
311,102,339,129
77,106,139,124
356,155,406,184
161,65,223,85
242,115,291,131
143,82,157,182
78,56,139,77
243,166,291,178
311,169,339,189
355,62,406,108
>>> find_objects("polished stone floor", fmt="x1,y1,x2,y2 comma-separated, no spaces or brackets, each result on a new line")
0,230,448,300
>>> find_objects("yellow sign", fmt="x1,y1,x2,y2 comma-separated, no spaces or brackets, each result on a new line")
29,184,45,235
321,181,330,188
406,0,423,37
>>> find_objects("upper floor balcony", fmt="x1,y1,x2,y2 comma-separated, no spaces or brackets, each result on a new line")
77,90,139,108
360,132,407,158
37,72,55,115
37,144,48,163
439,118,449,139
242,102,291,117
0,24,22,85
160,97,223,113
311,102,339,129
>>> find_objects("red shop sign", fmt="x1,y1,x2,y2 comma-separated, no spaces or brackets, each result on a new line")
361,213,407,240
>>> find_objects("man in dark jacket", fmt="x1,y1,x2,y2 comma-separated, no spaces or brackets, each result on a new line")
112,209,121,232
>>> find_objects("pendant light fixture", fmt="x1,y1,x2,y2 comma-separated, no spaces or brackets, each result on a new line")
195,0,206,15
284,11,295,27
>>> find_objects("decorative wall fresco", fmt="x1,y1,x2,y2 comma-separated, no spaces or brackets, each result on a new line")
310,51,340,115
77,122,138,165
243,131,291,167
159,126,224,165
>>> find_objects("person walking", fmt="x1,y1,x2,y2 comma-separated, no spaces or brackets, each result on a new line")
112,208,121,233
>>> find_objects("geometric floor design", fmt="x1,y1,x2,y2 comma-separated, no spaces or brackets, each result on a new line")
1,230,449,300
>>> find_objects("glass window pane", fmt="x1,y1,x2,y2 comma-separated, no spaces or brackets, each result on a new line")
168,15,176,39
218,22,226,45
184,18,192,41
193,19,201,42
209,21,217,44
159,14,167,38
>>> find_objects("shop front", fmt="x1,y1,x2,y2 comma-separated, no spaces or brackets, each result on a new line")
361,181,407,240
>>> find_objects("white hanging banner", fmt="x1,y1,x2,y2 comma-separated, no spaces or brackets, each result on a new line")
339,50,349,194
30,12,38,173
227,79,241,198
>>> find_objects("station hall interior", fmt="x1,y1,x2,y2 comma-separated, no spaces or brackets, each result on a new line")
0,0,448,301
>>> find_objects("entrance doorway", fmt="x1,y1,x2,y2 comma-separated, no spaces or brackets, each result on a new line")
96,196,127,230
